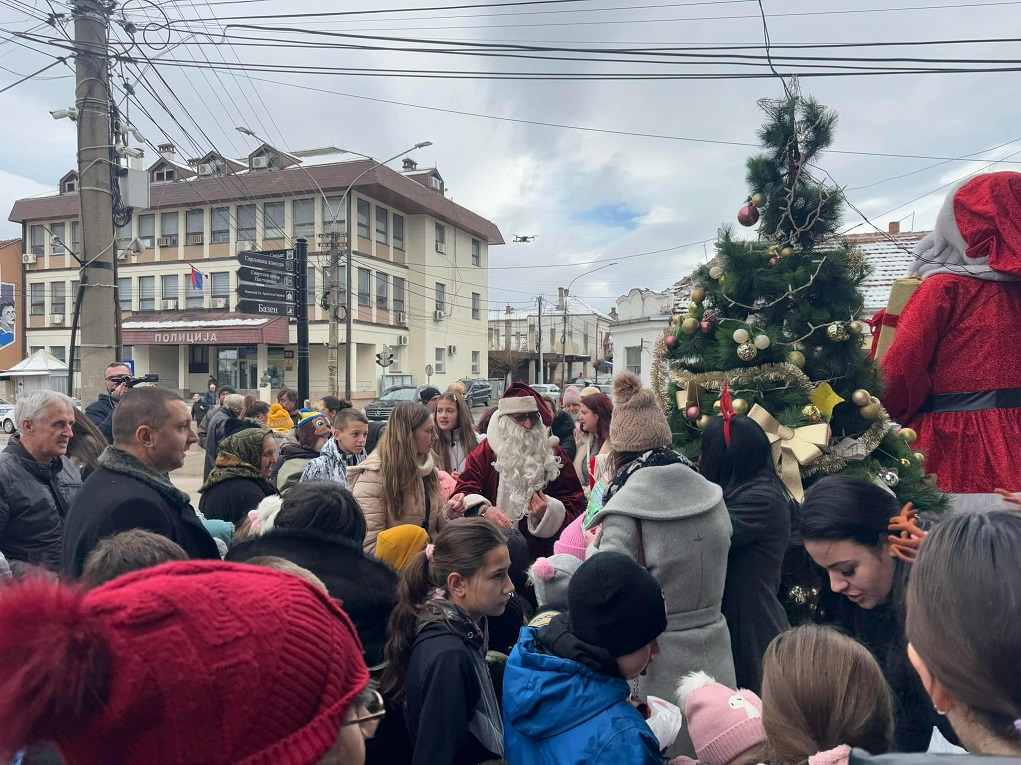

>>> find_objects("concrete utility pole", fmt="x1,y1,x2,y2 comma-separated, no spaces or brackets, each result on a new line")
321,227,344,396
536,295,544,384
74,0,118,402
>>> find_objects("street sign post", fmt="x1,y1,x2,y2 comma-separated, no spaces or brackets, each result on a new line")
237,266,294,289
236,283,295,304
237,250,295,273
235,299,295,317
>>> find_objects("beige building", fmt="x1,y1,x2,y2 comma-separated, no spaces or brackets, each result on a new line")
8,147,502,404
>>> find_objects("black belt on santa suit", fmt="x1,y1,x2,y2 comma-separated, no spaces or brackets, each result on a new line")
918,387,1021,413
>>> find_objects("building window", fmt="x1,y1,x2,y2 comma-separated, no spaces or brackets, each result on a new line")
189,345,210,374
237,204,256,242
211,207,230,244
376,272,389,310
50,282,65,315
186,273,204,309
435,223,446,248
471,238,481,267
434,347,445,374
293,198,315,238
435,282,446,314
138,214,155,248
29,346,43,355
30,283,44,315
116,220,132,252
323,196,347,232
153,165,175,183
472,292,481,320
472,350,480,376
211,272,229,310
29,225,44,256
375,206,388,244
139,276,156,311
393,276,406,315
357,267,371,307
161,274,178,307
51,223,65,255
357,199,370,239
625,346,642,376
117,277,132,312
50,346,65,363
263,202,285,240
160,212,179,246
63,177,76,193
71,221,80,255
185,209,204,245
306,264,316,307
393,213,405,250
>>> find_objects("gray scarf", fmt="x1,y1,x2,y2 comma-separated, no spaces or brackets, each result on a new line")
98,446,192,509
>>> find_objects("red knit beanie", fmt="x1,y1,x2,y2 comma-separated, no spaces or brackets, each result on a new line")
0,560,369,765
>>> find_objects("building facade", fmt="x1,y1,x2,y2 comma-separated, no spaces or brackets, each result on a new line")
8,147,502,404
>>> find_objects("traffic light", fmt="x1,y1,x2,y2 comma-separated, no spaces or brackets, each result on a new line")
375,348,394,368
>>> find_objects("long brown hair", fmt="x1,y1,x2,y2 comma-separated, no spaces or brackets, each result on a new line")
907,511,1021,745
433,388,478,473
762,625,894,764
380,519,506,701
68,409,108,479
580,391,613,446
376,403,438,521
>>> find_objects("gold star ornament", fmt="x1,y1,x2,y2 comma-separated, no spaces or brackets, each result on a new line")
808,382,845,420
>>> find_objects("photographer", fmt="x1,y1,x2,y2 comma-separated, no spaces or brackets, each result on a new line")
85,362,133,442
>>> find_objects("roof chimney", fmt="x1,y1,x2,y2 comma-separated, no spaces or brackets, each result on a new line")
505,304,513,315
402,157,418,172
888,220,900,235
157,143,176,162
609,307,618,321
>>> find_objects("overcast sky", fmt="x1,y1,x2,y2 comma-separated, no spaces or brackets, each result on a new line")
2,0,1020,314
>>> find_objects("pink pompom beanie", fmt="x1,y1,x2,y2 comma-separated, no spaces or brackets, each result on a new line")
553,514,587,560
675,671,765,765
528,554,582,607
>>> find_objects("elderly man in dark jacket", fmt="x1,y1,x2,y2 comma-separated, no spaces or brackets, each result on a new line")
0,390,81,575
62,387,219,579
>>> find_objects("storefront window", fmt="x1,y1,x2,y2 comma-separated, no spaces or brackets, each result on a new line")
267,345,286,391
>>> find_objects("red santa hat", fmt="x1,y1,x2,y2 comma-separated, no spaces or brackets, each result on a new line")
910,171,1021,282
497,383,553,427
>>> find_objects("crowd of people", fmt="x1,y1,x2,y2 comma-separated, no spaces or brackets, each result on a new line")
0,371,1018,765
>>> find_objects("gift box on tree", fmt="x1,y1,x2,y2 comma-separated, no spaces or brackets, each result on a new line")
869,277,922,362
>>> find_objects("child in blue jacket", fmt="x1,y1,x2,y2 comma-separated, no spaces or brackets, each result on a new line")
502,551,667,765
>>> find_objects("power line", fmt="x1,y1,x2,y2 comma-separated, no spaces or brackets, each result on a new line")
0,54,64,92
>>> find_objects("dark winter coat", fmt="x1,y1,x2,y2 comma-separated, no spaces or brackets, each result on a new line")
550,410,577,461
203,407,233,480
720,473,791,693
198,477,276,527
62,446,220,579
227,527,397,667
272,442,321,495
84,393,117,442
0,437,82,573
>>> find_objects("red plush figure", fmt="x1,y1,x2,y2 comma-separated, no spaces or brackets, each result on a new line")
454,383,584,561
882,172,1021,493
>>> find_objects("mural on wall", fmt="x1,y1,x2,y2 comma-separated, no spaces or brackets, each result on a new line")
0,282,14,349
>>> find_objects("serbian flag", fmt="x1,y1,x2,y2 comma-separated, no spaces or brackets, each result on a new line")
190,265,204,290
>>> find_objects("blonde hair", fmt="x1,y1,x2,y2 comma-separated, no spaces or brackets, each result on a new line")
762,625,894,764
376,403,439,522
433,387,478,473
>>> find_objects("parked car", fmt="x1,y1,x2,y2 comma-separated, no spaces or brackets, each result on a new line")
364,385,433,422
531,383,562,400
458,378,492,408
596,384,614,399
0,398,13,434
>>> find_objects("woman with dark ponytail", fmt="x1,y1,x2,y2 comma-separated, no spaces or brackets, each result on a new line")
381,519,513,765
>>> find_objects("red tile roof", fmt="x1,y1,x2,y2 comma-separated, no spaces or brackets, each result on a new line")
9,160,504,244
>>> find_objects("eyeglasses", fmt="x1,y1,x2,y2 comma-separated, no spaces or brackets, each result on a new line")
509,412,541,424
342,687,386,730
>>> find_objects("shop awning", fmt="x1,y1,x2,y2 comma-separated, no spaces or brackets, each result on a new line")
122,312,290,346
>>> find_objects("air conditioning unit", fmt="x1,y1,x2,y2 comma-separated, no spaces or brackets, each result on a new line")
212,297,228,309
190,234,204,245
162,298,178,310
433,310,444,321
435,242,446,254
157,236,171,247
252,156,271,169
237,241,255,252
397,335,409,346
21,253,37,264
197,162,214,176
447,344,457,355
396,311,407,324
50,314,64,324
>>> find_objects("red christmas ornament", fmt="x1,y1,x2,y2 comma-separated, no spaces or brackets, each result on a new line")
700,321,711,333
686,405,701,420
769,257,778,265
737,204,760,227
665,335,678,348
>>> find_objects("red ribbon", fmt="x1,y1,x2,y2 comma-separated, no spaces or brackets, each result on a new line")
864,310,899,361
720,382,734,447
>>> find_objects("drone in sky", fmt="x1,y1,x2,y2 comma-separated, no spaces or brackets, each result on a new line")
513,235,537,243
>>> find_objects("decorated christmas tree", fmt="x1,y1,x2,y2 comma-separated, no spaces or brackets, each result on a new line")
652,89,947,515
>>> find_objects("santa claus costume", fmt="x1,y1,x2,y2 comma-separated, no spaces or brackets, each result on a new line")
882,171,1021,493
454,383,585,561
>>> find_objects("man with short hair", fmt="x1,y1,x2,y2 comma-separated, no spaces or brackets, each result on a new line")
197,384,236,449
0,390,81,574
453,383,585,560
418,385,441,413
84,361,132,441
277,387,301,426
62,387,220,579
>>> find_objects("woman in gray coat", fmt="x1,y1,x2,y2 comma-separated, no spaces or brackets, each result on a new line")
589,373,734,758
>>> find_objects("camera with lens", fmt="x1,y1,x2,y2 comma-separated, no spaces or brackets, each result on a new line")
109,373,159,389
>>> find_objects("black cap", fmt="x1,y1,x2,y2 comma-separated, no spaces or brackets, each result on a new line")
219,386,237,395
419,386,441,405
568,552,667,657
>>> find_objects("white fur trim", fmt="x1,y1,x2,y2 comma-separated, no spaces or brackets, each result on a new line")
499,396,539,415
675,671,716,710
463,494,491,512
527,495,566,539
486,411,506,455
548,435,560,447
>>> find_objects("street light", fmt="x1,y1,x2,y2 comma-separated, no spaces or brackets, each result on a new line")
560,261,617,391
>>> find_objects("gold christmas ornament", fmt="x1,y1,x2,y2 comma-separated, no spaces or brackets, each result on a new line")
688,301,699,313
802,405,822,422
848,321,864,336
731,398,749,415
780,246,795,258
672,314,682,326
750,192,766,208
809,382,846,419
827,324,850,342
713,400,722,412
901,458,912,467
691,287,705,305
913,451,926,462
733,328,750,344
709,266,724,280
681,317,700,336
697,415,713,430
787,351,806,368
851,389,871,407
736,342,758,361
898,427,918,445
753,334,771,350
860,402,881,420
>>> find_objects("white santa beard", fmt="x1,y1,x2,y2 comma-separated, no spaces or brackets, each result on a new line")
492,416,562,520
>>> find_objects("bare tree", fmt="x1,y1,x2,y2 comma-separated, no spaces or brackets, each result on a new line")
488,349,528,380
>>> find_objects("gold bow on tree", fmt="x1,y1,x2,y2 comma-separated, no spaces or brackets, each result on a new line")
748,404,830,502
